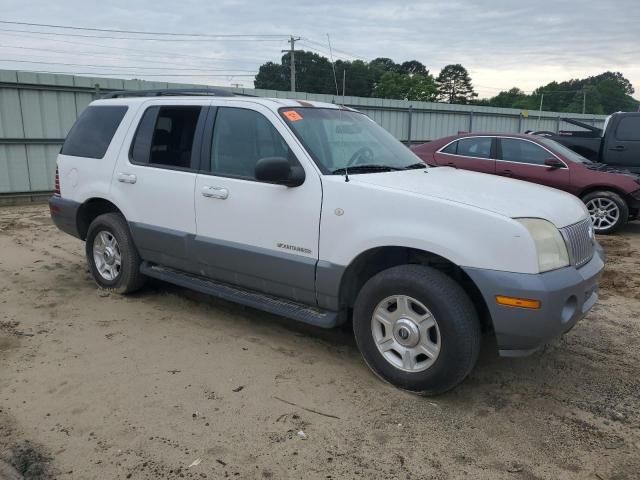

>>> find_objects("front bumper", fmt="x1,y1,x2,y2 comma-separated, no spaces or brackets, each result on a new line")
49,195,81,239
463,245,605,357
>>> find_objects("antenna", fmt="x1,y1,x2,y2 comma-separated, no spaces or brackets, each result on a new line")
342,69,346,104
326,33,339,96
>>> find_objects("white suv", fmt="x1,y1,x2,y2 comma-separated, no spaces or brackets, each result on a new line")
50,89,604,394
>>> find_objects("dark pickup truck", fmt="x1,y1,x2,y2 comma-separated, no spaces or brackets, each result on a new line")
534,112,640,173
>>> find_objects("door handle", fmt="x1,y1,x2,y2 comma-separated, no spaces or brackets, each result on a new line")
201,186,229,200
445,162,456,166
499,169,513,176
612,145,626,151
117,172,137,184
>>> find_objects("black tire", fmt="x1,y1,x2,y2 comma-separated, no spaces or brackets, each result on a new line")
581,190,629,235
85,213,146,293
353,265,480,395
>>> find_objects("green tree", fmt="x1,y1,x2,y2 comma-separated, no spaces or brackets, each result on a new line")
254,61,288,91
334,59,373,97
436,64,478,104
587,72,638,113
399,60,429,76
505,72,639,114
374,71,438,101
368,57,401,88
475,87,534,109
255,51,335,94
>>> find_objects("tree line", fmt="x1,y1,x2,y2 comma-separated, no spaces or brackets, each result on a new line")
254,52,638,114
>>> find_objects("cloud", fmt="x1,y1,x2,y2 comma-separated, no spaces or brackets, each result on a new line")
0,0,638,98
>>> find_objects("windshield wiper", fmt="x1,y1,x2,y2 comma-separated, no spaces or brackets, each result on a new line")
331,164,402,175
403,162,428,170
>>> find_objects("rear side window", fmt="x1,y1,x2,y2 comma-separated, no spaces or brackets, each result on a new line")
456,137,492,159
130,106,202,169
61,106,128,159
211,107,291,179
616,117,640,141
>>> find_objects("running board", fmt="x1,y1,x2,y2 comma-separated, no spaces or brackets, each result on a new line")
140,262,338,328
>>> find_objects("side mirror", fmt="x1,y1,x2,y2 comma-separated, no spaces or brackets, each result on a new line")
544,158,565,169
255,157,305,187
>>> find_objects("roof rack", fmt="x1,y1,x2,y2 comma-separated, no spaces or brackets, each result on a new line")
101,88,255,99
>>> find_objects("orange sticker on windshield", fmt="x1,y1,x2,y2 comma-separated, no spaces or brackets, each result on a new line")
283,110,303,122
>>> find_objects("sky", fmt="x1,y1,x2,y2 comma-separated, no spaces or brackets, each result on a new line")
1,0,639,99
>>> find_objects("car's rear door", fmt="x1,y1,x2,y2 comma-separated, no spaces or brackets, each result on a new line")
111,99,209,271
434,136,496,174
603,114,640,172
496,137,570,191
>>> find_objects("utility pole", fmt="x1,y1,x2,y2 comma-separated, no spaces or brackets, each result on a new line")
582,88,587,114
342,69,346,101
282,36,300,92
537,92,544,130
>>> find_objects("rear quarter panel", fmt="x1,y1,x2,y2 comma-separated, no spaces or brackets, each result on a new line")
57,103,139,207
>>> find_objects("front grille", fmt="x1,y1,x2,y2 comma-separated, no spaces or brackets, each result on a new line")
560,217,595,268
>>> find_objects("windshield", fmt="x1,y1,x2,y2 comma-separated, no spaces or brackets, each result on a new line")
537,137,591,164
279,107,425,173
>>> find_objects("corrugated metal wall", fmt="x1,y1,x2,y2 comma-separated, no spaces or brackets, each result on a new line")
0,69,608,194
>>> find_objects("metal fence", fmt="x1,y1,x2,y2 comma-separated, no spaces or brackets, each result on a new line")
0,69,608,194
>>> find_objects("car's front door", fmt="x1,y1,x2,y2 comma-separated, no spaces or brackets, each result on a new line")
496,137,570,191
193,102,322,305
434,136,496,174
604,114,640,172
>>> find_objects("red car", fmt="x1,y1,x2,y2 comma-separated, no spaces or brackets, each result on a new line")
412,133,640,234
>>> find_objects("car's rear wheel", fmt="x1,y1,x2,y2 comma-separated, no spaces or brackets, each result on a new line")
582,190,629,234
86,213,146,293
352,265,481,395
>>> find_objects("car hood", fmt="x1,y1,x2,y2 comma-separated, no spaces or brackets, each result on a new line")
352,167,588,228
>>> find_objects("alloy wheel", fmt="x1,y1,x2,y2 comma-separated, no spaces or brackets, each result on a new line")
585,197,620,232
371,295,441,372
93,230,122,281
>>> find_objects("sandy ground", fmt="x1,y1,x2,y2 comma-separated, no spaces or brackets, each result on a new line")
0,204,639,480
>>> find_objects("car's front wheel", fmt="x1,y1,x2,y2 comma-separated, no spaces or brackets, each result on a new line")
582,190,629,234
86,213,146,293
352,265,481,395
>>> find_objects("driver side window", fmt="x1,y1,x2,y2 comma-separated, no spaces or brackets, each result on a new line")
211,107,291,179
499,138,550,165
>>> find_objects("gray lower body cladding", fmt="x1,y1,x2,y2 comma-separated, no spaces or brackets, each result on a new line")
48,195,81,238
128,222,342,310
463,247,605,356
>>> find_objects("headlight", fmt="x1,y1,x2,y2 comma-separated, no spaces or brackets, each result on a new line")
517,218,570,273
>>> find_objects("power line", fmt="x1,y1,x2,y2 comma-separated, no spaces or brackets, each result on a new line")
0,56,255,72
0,27,286,42
0,20,288,38
0,43,248,70
301,37,366,60
296,42,354,62
0,30,259,67
8,69,256,77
